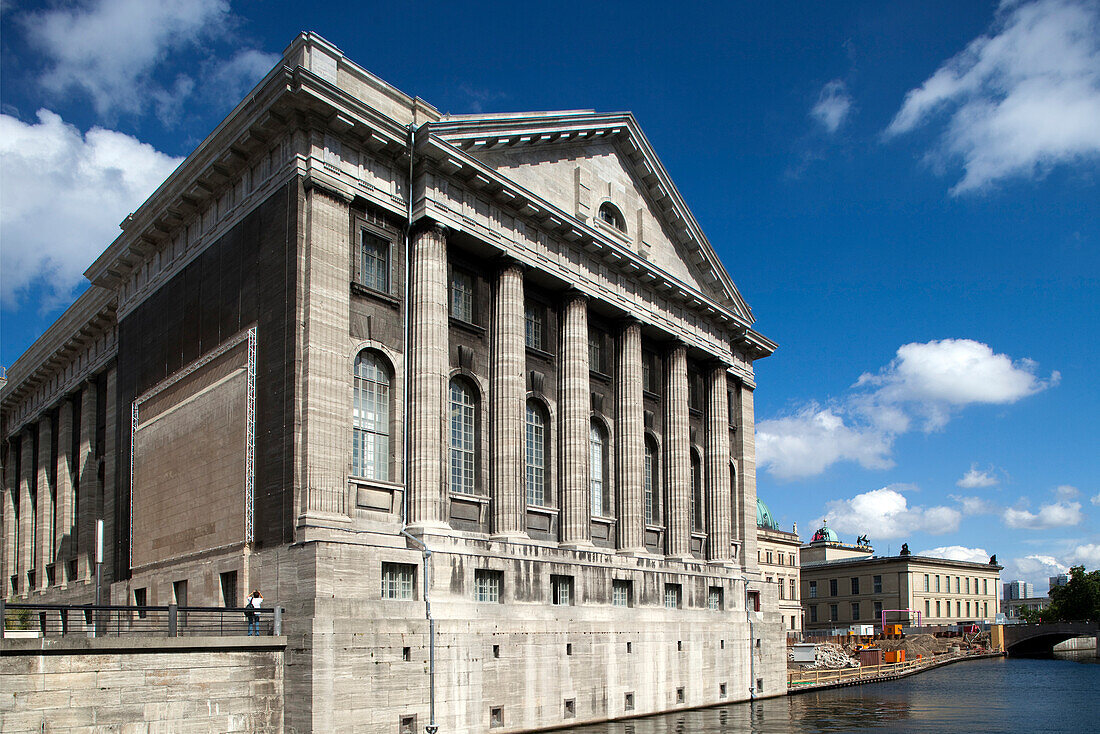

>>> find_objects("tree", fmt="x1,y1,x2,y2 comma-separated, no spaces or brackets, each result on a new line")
1044,566,1100,623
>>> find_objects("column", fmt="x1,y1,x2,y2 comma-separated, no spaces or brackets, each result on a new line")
408,224,449,529
490,260,526,537
102,367,117,581
55,398,75,575
77,382,97,580
732,381,758,574
705,363,732,564
35,415,53,588
559,291,591,547
18,428,34,591
664,343,691,559
615,319,645,553
3,441,18,591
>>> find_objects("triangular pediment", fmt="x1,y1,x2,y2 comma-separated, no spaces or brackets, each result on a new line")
427,113,753,322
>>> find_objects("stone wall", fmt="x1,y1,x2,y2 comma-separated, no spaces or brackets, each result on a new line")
0,638,284,733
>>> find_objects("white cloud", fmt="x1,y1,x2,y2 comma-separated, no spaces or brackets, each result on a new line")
918,545,992,564
1054,484,1080,499
957,464,1000,488
1004,554,1069,589
1091,492,1100,506
24,0,232,118
1002,500,1083,529
757,339,1056,479
755,405,895,480
1067,543,1100,567
0,110,182,307
952,495,998,515
885,0,1100,194
817,486,961,539
811,79,853,134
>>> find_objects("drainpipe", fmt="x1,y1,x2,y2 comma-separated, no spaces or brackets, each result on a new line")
745,578,756,702
400,121,438,734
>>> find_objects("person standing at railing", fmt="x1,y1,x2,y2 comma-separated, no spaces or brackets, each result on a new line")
246,590,263,635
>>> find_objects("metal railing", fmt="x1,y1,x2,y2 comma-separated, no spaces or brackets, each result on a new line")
787,650,979,687
1,601,282,639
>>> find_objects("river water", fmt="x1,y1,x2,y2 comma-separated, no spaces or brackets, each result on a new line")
562,653,1099,734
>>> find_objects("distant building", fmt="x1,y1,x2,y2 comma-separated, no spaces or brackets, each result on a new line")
1049,574,1070,589
756,499,801,634
1004,580,1035,600
1002,596,1049,620
800,523,1001,631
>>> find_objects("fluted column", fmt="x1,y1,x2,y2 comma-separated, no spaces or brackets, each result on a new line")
559,290,591,547
615,319,645,553
3,441,18,591
705,363,733,564
55,399,75,572
732,381,758,573
664,343,691,559
408,224,449,529
77,382,98,580
35,416,53,588
18,429,34,591
490,260,526,537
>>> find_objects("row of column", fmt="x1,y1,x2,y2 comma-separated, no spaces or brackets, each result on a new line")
406,224,751,567
2,382,102,595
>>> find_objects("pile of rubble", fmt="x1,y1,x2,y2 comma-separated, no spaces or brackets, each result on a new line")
789,642,859,669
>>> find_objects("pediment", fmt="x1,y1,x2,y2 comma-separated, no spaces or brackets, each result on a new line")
428,114,753,322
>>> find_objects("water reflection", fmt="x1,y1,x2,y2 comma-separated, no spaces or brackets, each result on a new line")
561,655,1100,734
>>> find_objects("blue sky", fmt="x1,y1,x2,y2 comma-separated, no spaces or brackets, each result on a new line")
2,1,1097,593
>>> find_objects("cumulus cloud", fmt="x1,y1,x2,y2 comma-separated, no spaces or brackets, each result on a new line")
1004,554,1069,588
951,495,999,515
918,545,992,564
1092,492,1100,506
1068,543,1100,567
1002,500,1083,529
885,0,1100,194
756,405,894,480
0,110,182,307
757,339,1056,479
957,464,1000,488
817,486,962,539
1054,484,1080,499
811,79,853,133
24,0,232,118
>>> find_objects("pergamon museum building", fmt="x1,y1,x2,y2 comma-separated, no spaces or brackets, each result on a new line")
1,33,784,733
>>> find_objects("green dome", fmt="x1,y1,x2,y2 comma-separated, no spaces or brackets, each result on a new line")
756,498,780,531
812,522,840,543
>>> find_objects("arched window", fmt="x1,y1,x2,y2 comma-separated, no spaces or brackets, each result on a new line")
525,401,548,506
353,351,391,480
598,202,626,232
691,449,703,532
644,436,659,525
449,379,477,495
590,421,608,517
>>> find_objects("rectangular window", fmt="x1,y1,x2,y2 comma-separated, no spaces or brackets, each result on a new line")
873,601,882,619
688,370,704,411
936,600,941,617
810,605,818,623
924,574,930,592
766,550,773,564
936,575,941,592
524,302,544,350
829,604,839,622
966,601,971,617
957,601,961,617
851,577,860,595
525,403,546,506
475,569,502,603
134,588,147,619
664,583,682,609
449,381,476,495
359,230,389,292
829,579,838,596
925,599,931,618
808,580,817,598
708,586,723,611
588,330,604,373
551,575,574,606
450,269,475,323
873,575,882,594
852,602,860,620
983,601,988,618
965,577,971,594
983,578,988,595
778,581,785,600
789,578,796,600
613,580,633,608
382,563,416,600
642,351,657,392
219,571,238,607
955,577,961,594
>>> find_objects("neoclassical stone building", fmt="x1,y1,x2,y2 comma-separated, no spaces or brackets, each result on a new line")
1,33,780,733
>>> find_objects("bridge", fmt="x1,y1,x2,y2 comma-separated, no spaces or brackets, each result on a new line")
1002,621,1098,655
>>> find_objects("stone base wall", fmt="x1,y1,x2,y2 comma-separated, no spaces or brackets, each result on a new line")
0,639,284,733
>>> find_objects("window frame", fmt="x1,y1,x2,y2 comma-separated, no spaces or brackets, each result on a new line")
448,378,478,496
597,201,626,233
475,569,503,603
524,301,545,352
612,579,633,608
644,435,659,525
551,574,574,606
382,562,417,600
357,228,391,294
352,350,392,481
589,420,609,517
664,583,682,609
525,400,550,507
449,267,477,324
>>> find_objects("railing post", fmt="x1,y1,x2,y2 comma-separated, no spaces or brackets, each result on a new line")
273,606,282,636
168,604,178,637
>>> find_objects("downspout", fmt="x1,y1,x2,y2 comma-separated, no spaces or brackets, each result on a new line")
745,577,756,702
401,120,438,734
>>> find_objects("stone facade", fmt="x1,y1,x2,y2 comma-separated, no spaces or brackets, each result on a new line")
0,32,780,733
755,502,801,636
